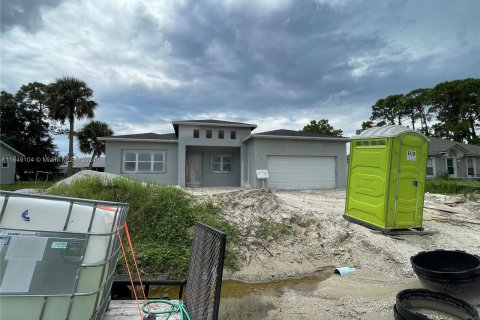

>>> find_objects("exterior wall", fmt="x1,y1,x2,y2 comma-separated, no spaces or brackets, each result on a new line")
186,146,241,187
457,158,467,177
241,140,257,188
105,141,178,185
433,157,446,178
431,156,480,178
456,157,480,177
245,138,348,189
0,147,17,185
177,124,251,187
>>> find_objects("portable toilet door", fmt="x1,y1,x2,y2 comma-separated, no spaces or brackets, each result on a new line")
345,125,429,231
389,132,428,229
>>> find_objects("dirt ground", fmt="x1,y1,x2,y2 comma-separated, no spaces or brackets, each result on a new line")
189,188,480,319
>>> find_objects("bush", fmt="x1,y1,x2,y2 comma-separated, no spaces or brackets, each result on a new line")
256,217,293,242
49,177,239,278
425,179,480,195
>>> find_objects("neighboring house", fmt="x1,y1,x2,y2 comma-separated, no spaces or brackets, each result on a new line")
100,120,349,189
0,141,25,185
427,137,480,179
58,157,105,176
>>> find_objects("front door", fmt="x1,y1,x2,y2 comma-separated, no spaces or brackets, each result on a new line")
186,152,203,187
446,157,457,178
394,136,423,228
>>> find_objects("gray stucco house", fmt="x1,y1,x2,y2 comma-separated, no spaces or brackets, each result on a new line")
0,141,25,185
427,137,480,178
101,120,349,189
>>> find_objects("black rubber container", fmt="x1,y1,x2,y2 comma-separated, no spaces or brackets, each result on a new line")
394,289,479,320
411,250,480,302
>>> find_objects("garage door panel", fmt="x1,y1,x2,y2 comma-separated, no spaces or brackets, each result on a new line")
267,156,336,189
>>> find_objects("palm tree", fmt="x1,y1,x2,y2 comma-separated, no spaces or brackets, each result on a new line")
46,77,97,176
77,121,113,169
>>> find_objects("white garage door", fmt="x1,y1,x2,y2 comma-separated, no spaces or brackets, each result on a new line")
267,156,336,189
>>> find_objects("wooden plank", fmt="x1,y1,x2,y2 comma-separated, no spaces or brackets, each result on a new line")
104,300,144,319
424,202,469,215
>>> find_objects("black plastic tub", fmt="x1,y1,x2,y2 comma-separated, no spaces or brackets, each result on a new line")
411,250,480,301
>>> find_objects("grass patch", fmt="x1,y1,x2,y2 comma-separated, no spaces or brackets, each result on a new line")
0,180,56,191
425,179,480,195
48,176,239,279
256,217,294,242
220,296,273,320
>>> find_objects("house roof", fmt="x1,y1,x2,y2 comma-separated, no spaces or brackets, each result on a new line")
99,133,178,142
243,129,350,142
172,119,257,135
428,137,480,156
0,141,25,157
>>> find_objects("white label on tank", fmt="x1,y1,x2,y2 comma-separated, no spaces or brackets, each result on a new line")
407,150,416,161
51,241,67,249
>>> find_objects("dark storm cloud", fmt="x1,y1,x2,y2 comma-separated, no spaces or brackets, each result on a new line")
1,0,479,152
1,0,64,32
126,0,389,115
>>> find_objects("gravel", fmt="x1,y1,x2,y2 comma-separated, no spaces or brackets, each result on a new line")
190,187,480,319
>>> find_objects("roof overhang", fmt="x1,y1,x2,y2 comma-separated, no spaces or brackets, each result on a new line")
0,141,25,157
242,134,350,143
173,121,257,135
444,144,469,154
99,137,178,143
432,144,470,157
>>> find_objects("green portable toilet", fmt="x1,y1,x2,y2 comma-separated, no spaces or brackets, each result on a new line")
345,125,429,231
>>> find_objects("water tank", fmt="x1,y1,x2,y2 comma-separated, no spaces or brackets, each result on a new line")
0,191,128,320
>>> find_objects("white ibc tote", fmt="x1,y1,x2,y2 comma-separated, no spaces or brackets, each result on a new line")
0,191,128,320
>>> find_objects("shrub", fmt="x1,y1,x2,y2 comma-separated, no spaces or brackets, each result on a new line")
256,217,293,242
49,177,239,278
425,179,480,195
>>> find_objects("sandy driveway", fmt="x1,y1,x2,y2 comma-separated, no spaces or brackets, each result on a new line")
190,188,480,319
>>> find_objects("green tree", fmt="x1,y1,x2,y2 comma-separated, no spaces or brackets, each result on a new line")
370,94,405,126
1,84,60,178
403,88,432,135
303,119,343,136
0,91,22,146
46,77,97,176
77,121,113,169
430,79,480,143
361,121,374,130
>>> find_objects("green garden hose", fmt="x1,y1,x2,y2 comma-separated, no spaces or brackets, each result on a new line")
142,300,191,320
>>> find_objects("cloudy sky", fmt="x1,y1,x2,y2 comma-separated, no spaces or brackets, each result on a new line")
1,0,479,156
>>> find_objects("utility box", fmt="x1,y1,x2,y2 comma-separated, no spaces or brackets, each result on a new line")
344,125,429,231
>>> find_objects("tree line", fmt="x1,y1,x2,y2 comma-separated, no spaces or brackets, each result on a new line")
363,78,480,144
1,77,113,179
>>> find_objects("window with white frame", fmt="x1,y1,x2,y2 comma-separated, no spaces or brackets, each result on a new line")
426,157,435,177
210,154,232,173
123,150,166,173
2,159,8,168
466,158,475,176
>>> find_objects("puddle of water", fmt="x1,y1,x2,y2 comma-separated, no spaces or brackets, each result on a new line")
132,270,332,319
146,269,332,300
219,270,332,320
221,271,332,299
